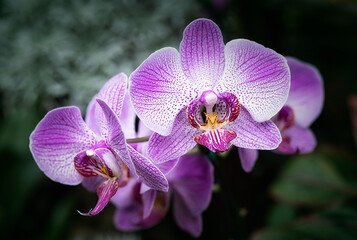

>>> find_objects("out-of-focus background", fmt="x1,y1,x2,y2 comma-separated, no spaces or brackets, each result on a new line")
1,0,357,239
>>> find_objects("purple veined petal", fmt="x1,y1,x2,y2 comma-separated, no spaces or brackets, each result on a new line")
276,126,316,154
238,148,259,172
96,99,137,177
118,93,137,139
229,107,282,149
78,177,119,216
217,39,290,122
127,144,169,192
147,109,201,164
180,18,225,90
167,154,214,217
129,47,195,136
285,57,324,128
195,129,237,152
173,192,203,237
142,189,157,219
30,107,97,185
86,73,128,135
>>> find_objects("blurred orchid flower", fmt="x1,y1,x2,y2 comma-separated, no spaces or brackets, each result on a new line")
112,154,214,237
239,57,324,172
30,73,168,216
130,18,290,164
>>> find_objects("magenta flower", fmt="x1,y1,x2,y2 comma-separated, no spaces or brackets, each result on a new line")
30,73,168,216
112,154,214,237
239,57,324,172
130,18,290,163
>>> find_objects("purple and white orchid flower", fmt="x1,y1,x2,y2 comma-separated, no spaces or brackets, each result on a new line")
30,73,168,216
130,18,290,163
112,154,214,237
239,57,324,172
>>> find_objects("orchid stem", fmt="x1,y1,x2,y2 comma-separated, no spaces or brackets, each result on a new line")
125,136,151,143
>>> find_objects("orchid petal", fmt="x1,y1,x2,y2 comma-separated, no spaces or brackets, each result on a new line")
147,109,200,164
129,47,195,136
229,107,282,149
142,189,157,219
277,126,316,154
79,177,119,216
30,107,97,185
96,99,136,177
285,57,324,128
82,176,105,192
180,18,225,90
111,179,139,209
127,144,168,192
173,193,203,237
156,159,179,175
168,154,214,237
112,180,166,231
238,148,259,172
167,154,214,217
217,39,290,122
118,93,137,139
114,205,143,231
86,73,128,135
137,120,154,138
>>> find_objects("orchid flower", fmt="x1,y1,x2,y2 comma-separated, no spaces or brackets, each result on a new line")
112,154,214,237
239,57,324,172
30,73,168,216
129,18,290,164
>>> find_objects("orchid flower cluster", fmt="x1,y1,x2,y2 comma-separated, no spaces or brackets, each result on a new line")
29,18,323,237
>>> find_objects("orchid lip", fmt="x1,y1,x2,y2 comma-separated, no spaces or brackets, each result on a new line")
74,142,123,180
187,91,241,152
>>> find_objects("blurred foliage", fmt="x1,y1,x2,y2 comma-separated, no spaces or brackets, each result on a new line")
0,0,356,239
253,151,357,240
0,0,199,113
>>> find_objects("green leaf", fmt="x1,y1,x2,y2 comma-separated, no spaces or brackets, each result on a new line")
271,152,357,207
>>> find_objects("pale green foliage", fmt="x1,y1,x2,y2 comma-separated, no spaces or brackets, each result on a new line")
0,0,198,113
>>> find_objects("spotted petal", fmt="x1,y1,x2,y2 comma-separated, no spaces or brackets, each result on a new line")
285,57,324,128
30,107,97,185
127,145,169,192
229,107,282,149
217,39,290,122
129,47,195,136
147,109,200,164
180,18,225,90
86,73,128,136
